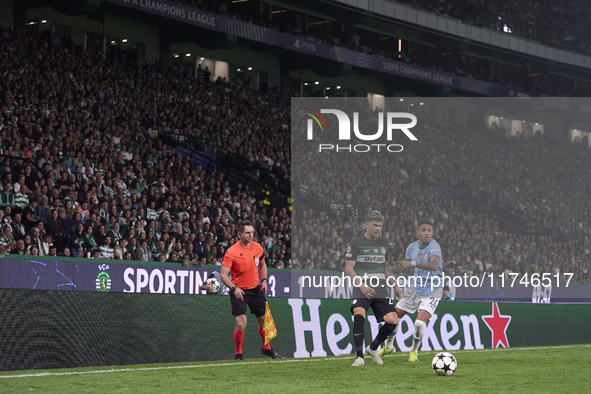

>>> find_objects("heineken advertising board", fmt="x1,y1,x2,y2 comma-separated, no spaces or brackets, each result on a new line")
280,298,591,356
0,288,589,371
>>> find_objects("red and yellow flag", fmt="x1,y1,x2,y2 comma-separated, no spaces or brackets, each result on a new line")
263,301,278,346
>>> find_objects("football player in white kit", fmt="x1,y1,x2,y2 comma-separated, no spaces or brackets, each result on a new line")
379,219,443,362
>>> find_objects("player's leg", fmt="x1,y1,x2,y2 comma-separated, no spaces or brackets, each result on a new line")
366,301,397,365
379,308,408,357
255,314,280,358
233,313,247,361
409,288,442,362
351,303,368,366
408,311,430,362
255,315,269,350
230,290,249,360
250,290,281,359
380,289,418,357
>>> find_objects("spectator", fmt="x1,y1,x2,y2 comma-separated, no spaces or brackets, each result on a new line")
84,225,98,253
30,227,44,256
114,238,127,259
11,213,26,241
48,245,58,257
36,196,50,223
15,187,30,217
10,239,29,255
193,233,207,258
94,224,107,247
47,209,66,252
41,234,53,256
0,224,15,253
99,236,115,259
0,182,15,209
134,239,151,262
69,223,87,258
59,209,75,238
107,223,123,245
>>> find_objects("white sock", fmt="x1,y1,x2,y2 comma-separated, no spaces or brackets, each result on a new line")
384,324,399,349
411,320,426,352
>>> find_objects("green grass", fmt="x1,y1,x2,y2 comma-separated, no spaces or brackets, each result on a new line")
1,344,590,393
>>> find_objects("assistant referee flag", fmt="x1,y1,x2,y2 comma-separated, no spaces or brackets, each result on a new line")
263,302,277,345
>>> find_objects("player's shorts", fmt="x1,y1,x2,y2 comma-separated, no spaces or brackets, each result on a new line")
350,297,397,323
230,287,266,318
396,287,443,316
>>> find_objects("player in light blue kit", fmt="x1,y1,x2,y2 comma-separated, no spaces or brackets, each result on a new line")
379,219,443,362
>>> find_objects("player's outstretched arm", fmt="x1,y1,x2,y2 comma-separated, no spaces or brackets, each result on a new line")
393,256,439,272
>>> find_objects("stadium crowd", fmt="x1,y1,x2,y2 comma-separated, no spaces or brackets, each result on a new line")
0,26,590,283
292,102,591,283
396,0,591,57
0,29,291,268
173,0,591,96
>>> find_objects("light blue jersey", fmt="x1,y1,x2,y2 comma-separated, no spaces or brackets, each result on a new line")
405,239,443,295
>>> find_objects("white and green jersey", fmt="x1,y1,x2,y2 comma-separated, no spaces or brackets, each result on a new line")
345,235,389,296
14,193,29,208
146,208,162,221
99,245,114,259
0,234,13,250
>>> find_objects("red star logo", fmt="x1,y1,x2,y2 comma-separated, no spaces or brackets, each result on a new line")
482,302,512,348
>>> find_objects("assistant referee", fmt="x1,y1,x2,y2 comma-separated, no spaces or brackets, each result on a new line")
220,220,282,361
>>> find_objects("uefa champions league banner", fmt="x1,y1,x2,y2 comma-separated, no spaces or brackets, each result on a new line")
103,1,591,108
103,0,517,97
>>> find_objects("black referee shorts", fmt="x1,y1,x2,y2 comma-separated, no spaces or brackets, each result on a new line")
230,287,266,318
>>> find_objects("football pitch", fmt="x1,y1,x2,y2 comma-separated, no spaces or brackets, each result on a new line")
1,344,589,393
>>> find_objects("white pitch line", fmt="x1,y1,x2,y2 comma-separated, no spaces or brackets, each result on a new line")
1,358,335,379
1,344,589,379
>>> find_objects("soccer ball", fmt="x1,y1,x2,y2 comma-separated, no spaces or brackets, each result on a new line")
432,352,457,376
204,277,221,293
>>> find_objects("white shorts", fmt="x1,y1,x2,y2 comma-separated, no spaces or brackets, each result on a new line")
396,287,443,316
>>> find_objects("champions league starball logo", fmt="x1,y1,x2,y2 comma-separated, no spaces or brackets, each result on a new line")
303,107,418,153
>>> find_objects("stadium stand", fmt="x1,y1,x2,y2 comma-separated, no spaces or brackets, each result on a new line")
0,28,291,267
0,0,590,283
168,0,591,96
393,0,591,56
